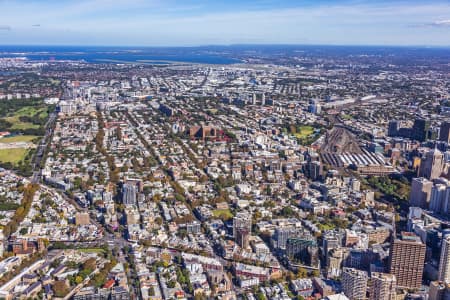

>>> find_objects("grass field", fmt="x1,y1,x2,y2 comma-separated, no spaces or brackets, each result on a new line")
78,248,106,254
1,106,47,131
294,125,315,139
318,223,335,231
10,122,40,130
0,148,29,164
212,209,233,221
0,135,39,143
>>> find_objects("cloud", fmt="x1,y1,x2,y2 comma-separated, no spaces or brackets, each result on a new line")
414,19,450,28
0,25,11,31
1,1,450,45
430,19,450,27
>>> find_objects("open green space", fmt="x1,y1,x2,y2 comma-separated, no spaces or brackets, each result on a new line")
341,114,353,120
285,123,324,146
294,125,315,139
78,248,107,255
365,175,411,202
317,223,335,231
212,209,233,221
0,202,20,211
0,98,53,135
0,135,39,143
9,122,40,130
0,148,29,164
3,107,48,131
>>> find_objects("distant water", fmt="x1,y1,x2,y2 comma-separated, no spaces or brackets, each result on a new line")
0,45,242,65
1,45,449,65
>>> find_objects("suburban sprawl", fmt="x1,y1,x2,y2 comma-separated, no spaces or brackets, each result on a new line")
0,45,449,300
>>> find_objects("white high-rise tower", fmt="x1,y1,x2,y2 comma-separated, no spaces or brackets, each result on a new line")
438,235,450,283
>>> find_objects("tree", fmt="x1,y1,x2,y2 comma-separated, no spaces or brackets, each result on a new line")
297,267,307,278
149,286,155,296
167,280,176,288
194,293,207,300
82,258,96,272
311,269,320,277
256,292,266,300
53,281,69,297
75,276,83,284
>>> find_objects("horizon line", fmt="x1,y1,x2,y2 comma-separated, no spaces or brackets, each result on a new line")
1,43,450,49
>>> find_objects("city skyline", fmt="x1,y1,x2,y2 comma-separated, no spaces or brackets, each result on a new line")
0,0,450,46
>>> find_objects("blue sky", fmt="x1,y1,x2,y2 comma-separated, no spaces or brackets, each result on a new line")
0,0,449,46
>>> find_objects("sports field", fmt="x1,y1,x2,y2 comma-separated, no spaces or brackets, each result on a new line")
0,148,29,164
0,135,39,143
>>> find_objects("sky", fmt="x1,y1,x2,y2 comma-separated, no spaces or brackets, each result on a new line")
0,0,450,46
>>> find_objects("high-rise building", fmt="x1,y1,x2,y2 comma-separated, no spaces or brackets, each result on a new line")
411,118,430,142
388,120,399,137
439,236,450,283
308,99,321,115
440,122,450,144
286,236,319,267
418,148,445,180
235,228,250,249
342,267,368,300
305,160,322,181
388,232,426,289
274,227,301,250
369,272,396,300
351,178,361,192
327,248,348,278
233,212,252,238
122,183,137,206
233,212,252,236
409,177,433,208
323,231,343,264
430,183,450,214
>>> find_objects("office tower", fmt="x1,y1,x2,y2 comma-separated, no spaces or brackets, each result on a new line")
388,120,399,137
409,177,433,208
274,227,300,250
286,236,319,267
233,212,252,238
252,93,256,105
261,93,265,105
327,248,348,278
323,231,343,264
418,148,445,180
308,99,321,115
440,122,450,143
351,178,361,192
122,183,137,206
411,118,430,142
430,184,450,214
388,232,426,289
438,236,450,283
342,267,368,300
305,160,322,181
235,228,250,249
370,272,396,300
